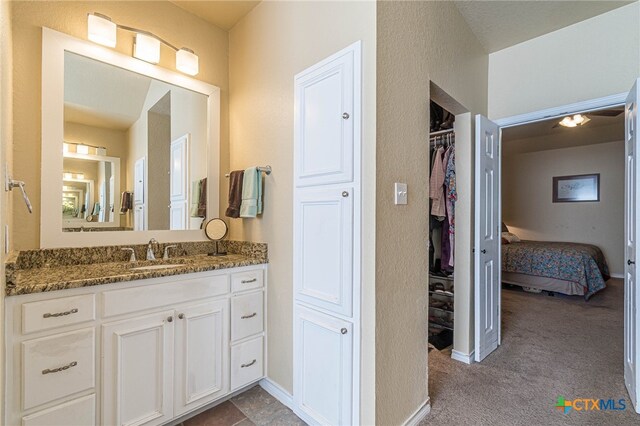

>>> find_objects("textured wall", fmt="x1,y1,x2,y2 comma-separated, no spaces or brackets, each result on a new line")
10,1,229,249
376,2,488,424
228,1,377,422
488,2,640,119
503,140,625,276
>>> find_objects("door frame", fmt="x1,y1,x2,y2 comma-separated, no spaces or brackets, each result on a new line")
475,92,628,361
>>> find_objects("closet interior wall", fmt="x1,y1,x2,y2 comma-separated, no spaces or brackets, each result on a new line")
428,100,456,350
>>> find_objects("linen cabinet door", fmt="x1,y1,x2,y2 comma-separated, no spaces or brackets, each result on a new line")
102,310,174,426
293,306,353,425
294,46,355,187
294,186,353,316
174,299,229,416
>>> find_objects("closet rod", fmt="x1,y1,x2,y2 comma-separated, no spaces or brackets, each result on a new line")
224,165,272,178
429,128,455,137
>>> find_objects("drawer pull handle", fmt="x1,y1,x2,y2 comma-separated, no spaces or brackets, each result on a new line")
42,361,77,375
43,308,78,318
241,312,257,319
241,359,257,368
241,278,257,284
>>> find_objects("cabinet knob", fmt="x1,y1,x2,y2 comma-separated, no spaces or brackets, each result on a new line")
341,328,348,335
342,112,350,120
342,191,349,197
167,316,173,322
178,313,184,319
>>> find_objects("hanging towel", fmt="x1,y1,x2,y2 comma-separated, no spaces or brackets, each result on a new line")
240,167,263,218
225,170,244,218
190,181,200,217
197,178,207,217
120,191,133,214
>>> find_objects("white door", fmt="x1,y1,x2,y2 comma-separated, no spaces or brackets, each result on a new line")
170,135,189,230
134,157,145,205
102,311,174,426
293,305,352,426
474,114,502,362
174,299,229,416
625,80,640,413
294,44,358,188
294,186,353,317
134,205,145,231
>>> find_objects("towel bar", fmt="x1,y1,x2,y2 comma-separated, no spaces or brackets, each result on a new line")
225,165,272,178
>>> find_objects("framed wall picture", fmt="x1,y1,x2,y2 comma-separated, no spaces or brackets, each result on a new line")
552,173,600,203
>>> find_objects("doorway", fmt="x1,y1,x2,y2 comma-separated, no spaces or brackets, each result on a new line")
474,84,640,413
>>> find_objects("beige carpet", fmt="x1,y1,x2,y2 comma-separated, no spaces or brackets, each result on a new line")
423,279,640,425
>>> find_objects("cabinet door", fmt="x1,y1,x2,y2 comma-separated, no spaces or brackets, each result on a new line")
294,47,355,187
102,310,174,426
134,157,145,204
170,200,187,231
294,187,353,316
294,306,353,426
134,205,145,231
174,299,229,416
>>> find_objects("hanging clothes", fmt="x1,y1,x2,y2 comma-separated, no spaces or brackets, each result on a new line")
429,147,446,219
445,148,457,267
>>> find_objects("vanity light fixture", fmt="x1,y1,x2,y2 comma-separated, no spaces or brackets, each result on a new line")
87,13,117,48
559,114,591,128
76,144,90,155
134,33,161,64
63,172,73,180
87,13,199,75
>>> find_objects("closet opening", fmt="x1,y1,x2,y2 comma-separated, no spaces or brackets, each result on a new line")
427,82,473,364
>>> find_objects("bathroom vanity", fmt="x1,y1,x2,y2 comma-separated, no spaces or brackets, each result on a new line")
4,243,268,426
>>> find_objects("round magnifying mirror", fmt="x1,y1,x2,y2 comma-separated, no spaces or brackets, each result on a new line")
204,218,228,256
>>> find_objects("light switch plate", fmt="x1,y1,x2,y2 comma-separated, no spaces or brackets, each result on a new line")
394,183,408,205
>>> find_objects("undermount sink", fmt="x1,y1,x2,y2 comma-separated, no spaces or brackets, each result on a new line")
130,264,184,271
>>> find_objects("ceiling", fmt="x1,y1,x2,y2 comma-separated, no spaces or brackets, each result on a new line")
502,108,624,156
453,0,632,53
170,1,260,31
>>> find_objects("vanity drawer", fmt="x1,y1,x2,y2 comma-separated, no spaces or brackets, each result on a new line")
22,328,95,410
22,394,96,426
231,291,264,342
231,269,264,293
22,294,95,335
230,336,264,390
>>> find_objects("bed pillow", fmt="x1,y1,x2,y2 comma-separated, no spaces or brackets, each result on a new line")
501,232,520,243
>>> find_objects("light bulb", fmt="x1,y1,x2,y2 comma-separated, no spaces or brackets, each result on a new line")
134,33,161,64
87,13,117,48
176,48,199,76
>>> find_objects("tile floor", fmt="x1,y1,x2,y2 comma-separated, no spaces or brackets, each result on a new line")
180,385,306,426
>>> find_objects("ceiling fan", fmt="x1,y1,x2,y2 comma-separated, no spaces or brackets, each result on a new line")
552,107,624,128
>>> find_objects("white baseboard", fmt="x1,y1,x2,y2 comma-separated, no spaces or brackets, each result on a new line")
259,378,294,410
403,398,431,426
610,273,624,279
451,349,475,364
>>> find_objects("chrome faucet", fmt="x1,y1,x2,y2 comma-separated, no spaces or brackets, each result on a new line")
163,245,178,260
121,247,137,262
147,238,158,261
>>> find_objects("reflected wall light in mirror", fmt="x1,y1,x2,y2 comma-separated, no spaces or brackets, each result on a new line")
87,12,199,75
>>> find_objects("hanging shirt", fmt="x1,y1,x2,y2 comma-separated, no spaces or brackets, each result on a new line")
429,147,446,219
445,149,456,266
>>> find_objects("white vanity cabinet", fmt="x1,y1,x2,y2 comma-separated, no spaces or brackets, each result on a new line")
4,264,267,426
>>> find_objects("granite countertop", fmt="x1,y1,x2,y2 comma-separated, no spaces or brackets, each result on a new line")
6,240,267,297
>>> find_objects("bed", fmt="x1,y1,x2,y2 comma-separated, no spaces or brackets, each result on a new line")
501,240,610,299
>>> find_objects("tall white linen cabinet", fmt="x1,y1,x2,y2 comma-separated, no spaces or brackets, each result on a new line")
293,41,362,425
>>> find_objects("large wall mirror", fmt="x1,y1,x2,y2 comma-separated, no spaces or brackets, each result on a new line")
42,28,220,247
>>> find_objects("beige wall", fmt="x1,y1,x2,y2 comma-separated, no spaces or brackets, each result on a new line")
503,140,625,276
10,0,229,250
488,2,640,119
0,0,12,420
376,2,487,424
228,1,377,423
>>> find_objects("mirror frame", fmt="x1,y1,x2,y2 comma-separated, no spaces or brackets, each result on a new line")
41,28,220,248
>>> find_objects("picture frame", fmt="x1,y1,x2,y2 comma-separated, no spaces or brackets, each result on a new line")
552,173,600,203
